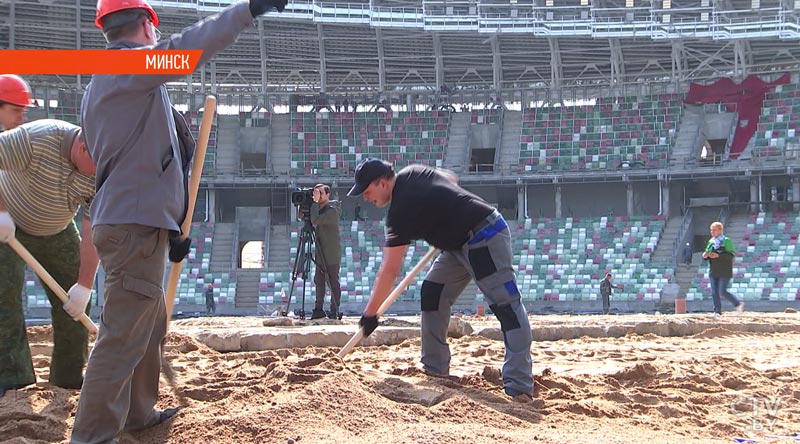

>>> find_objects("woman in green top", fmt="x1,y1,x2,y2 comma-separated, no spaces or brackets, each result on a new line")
702,221,744,317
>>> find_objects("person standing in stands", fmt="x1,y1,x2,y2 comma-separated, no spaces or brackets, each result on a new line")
683,242,693,266
599,273,622,315
703,221,744,317
71,0,287,442
205,283,216,315
350,159,534,403
354,203,365,222
310,184,342,320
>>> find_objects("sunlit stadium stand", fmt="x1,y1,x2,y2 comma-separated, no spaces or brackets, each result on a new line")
518,94,682,172
290,111,449,176
511,216,673,303
754,83,800,159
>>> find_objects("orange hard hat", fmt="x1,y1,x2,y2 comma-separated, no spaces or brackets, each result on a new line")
0,75,32,107
95,0,159,29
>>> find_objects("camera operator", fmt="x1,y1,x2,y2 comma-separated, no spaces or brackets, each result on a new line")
310,184,342,320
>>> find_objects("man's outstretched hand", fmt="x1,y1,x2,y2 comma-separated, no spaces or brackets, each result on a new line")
250,0,288,17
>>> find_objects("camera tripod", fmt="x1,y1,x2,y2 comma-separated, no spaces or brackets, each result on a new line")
283,217,331,320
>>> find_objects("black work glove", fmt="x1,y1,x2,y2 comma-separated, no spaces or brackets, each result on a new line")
359,314,379,337
249,0,287,16
168,236,192,263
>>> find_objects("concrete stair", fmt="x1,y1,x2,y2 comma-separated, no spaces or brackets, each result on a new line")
443,112,471,172
674,262,698,299
270,114,291,175
210,223,235,272
651,215,681,264
215,115,240,176
722,212,749,252
670,104,703,168
497,111,522,174
234,268,261,310
453,282,480,313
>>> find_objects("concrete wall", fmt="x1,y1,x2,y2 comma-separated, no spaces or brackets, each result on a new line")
703,112,736,140
527,185,557,218
217,189,294,223
527,182,659,218
469,124,499,149
240,127,269,154
237,207,269,241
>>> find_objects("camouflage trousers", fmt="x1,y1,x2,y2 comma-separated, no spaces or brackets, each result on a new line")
0,221,89,390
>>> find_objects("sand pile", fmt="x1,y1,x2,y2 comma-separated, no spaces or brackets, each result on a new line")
2,315,800,444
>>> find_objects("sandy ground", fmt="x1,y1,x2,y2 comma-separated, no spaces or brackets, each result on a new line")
2,313,800,444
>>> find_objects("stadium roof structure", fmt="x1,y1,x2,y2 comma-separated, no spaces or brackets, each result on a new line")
3,0,800,98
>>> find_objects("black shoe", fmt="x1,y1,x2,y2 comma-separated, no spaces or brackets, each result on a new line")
154,407,181,426
327,311,339,320
310,309,326,320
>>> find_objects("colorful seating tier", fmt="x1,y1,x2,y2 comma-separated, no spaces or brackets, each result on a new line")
753,83,800,158
24,222,234,310
518,94,682,172
256,220,430,306
686,212,800,302
289,111,450,176
24,268,51,308
471,108,502,125
511,216,673,302
173,222,237,306
239,110,271,128
256,216,673,307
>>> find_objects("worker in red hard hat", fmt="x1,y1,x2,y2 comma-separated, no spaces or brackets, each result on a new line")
0,75,33,131
94,0,159,30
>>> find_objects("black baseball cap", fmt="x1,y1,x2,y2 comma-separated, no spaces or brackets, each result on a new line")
348,158,393,196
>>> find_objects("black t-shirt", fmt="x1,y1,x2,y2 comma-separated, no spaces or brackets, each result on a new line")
385,165,494,251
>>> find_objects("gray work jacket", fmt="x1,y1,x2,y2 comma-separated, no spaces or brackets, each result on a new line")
81,1,253,232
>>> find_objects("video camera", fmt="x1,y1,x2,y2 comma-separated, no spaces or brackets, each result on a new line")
292,187,314,220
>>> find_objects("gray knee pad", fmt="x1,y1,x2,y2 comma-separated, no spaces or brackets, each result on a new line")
490,302,521,332
420,280,444,312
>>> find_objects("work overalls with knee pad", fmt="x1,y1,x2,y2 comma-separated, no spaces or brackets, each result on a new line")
420,210,534,398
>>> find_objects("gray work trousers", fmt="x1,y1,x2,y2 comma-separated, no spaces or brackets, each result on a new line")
71,224,169,444
420,217,533,397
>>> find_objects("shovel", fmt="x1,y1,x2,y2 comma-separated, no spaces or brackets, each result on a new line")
338,246,439,357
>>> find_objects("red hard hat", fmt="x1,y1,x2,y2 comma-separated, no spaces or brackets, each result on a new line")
95,0,159,29
0,75,32,107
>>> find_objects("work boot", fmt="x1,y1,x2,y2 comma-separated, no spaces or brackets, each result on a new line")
126,407,181,432
154,407,181,426
310,309,326,320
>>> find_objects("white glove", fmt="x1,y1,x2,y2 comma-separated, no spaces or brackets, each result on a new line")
0,211,15,243
64,284,92,320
